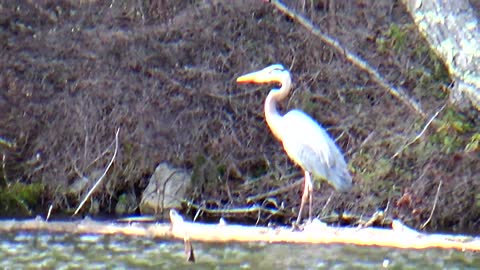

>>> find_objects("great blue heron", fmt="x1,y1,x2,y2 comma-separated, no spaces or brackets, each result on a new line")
236,64,352,224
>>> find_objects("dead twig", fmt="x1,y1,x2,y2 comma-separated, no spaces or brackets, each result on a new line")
246,178,303,203
391,104,446,159
268,0,426,118
359,210,385,229
320,191,333,217
85,139,116,171
420,180,443,230
46,204,53,221
73,128,120,216
1,154,7,187
347,131,376,156
184,200,284,217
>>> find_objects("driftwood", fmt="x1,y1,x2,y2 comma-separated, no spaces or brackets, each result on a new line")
0,210,478,252
401,0,480,110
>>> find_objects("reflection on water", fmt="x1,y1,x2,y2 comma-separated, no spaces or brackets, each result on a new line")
0,232,478,269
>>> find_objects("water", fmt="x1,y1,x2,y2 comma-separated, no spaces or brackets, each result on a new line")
0,232,477,269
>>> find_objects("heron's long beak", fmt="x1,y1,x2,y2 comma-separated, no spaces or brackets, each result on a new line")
236,70,268,84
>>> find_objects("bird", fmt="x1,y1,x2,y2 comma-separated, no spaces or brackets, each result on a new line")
236,64,352,224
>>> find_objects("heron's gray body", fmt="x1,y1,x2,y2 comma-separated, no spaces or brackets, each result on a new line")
280,109,352,192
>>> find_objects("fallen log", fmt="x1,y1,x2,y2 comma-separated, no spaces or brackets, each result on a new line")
0,210,477,251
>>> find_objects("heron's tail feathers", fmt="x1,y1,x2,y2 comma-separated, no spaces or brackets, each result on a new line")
327,168,352,192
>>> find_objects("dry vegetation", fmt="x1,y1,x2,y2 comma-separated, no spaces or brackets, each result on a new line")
0,0,479,233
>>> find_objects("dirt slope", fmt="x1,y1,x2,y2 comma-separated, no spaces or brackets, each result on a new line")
0,0,478,233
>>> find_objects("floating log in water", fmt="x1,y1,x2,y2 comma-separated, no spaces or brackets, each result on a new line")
0,210,478,252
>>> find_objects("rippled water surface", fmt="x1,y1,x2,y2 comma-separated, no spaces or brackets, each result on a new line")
0,232,478,269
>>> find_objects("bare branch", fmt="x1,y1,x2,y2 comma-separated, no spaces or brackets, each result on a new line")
391,104,446,159
420,180,443,230
268,0,426,118
245,178,303,203
73,128,120,216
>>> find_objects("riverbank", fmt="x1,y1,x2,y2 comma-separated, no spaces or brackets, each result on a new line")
0,1,478,234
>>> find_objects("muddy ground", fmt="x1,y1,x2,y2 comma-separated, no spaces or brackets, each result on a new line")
0,0,479,233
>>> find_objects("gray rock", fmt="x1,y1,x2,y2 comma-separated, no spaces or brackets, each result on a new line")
140,163,191,216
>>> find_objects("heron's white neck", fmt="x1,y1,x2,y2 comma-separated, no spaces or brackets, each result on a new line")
264,76,292,141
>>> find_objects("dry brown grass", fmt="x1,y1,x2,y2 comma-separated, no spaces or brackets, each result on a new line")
0,0,478,233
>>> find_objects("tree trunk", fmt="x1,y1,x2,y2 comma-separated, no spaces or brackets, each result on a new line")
402,0,480,110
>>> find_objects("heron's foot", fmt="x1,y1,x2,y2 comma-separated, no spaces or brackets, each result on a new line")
291,219,305,231
291,216,312,230
291,218,326,231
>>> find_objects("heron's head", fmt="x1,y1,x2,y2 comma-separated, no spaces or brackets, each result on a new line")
236,64,290,85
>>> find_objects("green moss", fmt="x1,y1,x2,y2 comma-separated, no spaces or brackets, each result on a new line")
115,193,136,216
0,182,44,216
429,107,476,154
408,52,449,100
9,182,43,205
385,24,408,53
216,164,227,177
373,158,393,179
375,37,389,54
431,56,450,83
377,22,450,101
409,66,446,100
354,152,395,192
443,108,474,133
376,24,409,54
413,43,449,83
465,133,480,152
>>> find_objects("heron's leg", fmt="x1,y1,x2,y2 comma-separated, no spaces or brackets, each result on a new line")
296,170,310,224
305,171,313,222
305,172,313,222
